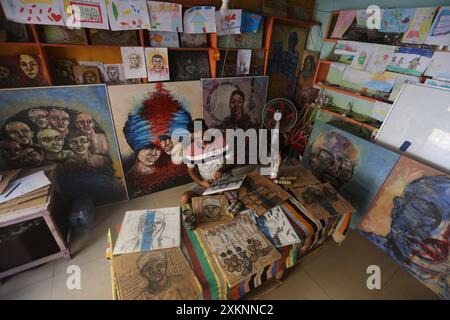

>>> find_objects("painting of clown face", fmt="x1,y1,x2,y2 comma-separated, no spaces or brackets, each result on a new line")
107,81,203,198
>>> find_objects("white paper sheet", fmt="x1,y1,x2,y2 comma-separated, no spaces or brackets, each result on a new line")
121,46,147,79
0,171,51,204
107,0,150,31
147,1,183,32
113,207,180,255
59,0,110,30
1,0,65,26
183,6,216,34
215,9,242,36
236,49,251,75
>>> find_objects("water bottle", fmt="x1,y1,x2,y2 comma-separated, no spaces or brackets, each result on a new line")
69,194,95,233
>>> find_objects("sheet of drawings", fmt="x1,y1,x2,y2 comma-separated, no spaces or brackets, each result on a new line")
202,174,246,196
200,211,281,287
113,207,180,255
112,247,202,300
249,207,301,248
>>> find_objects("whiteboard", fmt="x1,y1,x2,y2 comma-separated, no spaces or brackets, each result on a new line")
376,83,450,174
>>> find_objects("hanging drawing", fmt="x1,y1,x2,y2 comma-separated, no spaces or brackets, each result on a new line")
424,51,450,81
200,211,281,287
107,0,150,31
240,11,262,33
358,156,450,299
386,47,434,76
183,6,216,34
268,23,308,100
121,46,147,79
0,85,128,205
104,64,126,85
401,7,437,44
365,44,395,74
191,195,231,227
147,1,182,32
113,207,180,255
202,76,268,130
215,9,242,36
331,10,356,39
302,121,400,227
112,247,202,300
107,82,202,198
168,51,210,81
58,0,110,30
249,207,301,248
145,47,170,82
1,0,65,26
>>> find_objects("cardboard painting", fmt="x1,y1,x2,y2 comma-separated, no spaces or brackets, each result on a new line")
90,29,139,45
200,211,281,287
402,7,437,44
147,1,182,32
0,85,128,205
365,44,395,74
237,171,291,217
1,54,47,88
380,8,416,33
145,47,169,82
113,207,180,255
202,76,268,130
1,0,64,26
218,22,263,49
112,248,202,300
121,46,147,79
387,47,434,76
425,6,450,46
424,51,450,81
180,33,207,47
107,0,150,31
303,121,400,227
73,65,101,84
107,82,202,198
215,9,242,36
169,51,210,81
104,64,126,85
149,31,179,47
268,24,308,100
236,49,251,75
42,25,87,44
240,11,262,33
50,59,78,85
250,207,301,248
183,6,216,34
191,195,231,227
331,10,356,39
358,156,450,299
59,0,109,30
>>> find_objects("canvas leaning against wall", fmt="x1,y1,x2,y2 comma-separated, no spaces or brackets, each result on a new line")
358,156,450,300
0,85,128,205
302,121,400,228
107,81,203,199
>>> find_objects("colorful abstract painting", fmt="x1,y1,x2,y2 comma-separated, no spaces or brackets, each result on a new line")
0,85,128,205
358,156,450,299
215,9,242,36
107,0,150,31
202,76,268,130
147,1,183,32
380,8,416,33
107,82,202,198
303,121,400,228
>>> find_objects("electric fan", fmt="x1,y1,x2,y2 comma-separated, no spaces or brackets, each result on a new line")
262,98,298,133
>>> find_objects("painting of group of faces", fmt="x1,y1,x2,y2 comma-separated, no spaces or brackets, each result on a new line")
0,85,128,205
0,54,47,89
107,82,202,199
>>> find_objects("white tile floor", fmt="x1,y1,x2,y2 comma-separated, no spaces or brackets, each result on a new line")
0,183,438,300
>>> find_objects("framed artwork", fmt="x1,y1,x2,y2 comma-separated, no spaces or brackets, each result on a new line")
104,64,126,85
168,51,210,81
107,82,203,198
121,46,147,79
202,76,268,130
302,121,400,228
267,23,308,100
106,0,150,31
0,85,128,205
358,156,450,299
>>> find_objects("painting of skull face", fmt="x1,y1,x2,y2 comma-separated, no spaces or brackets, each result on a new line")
0,85,128,205
302,121,400,228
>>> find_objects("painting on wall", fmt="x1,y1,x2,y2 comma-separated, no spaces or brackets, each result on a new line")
358,156,450,299
302,121,400,228
9,54,48,88
200,211,281,287
202,76,268,130
112,247,202,300
267,23,308,100
0,85,128,205
380,8,416,33
107,82,203,198
168,51,210,81
401,7,437,44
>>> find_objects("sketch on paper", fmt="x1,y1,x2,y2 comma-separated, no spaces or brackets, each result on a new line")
200,211,281,287
79,60,106,82
202,76,268,130
386,47,433,77
202,175,246,196
250,206,301,248
191,195,230,226
112,248,202,300
215,9,242,36
149,31,179,48
402,7,437,44
58,0,110,30
145,47,170,82
380,8,416,33
104,64,126,85
237,171,291,216
73,66,101,84
1,0,65,26
183,6,216,34
121,47,147,79
358,156,450,299
113,207,180,255
147,1,183,32
107,0,150,31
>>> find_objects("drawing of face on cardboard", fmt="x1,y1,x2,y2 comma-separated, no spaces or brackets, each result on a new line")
137,251,169,295
202,197,222,220
128,53,142,69
28,108,49,129
4,121,33,146
19,54,39,79
309,131,359,189
37,128,64,153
